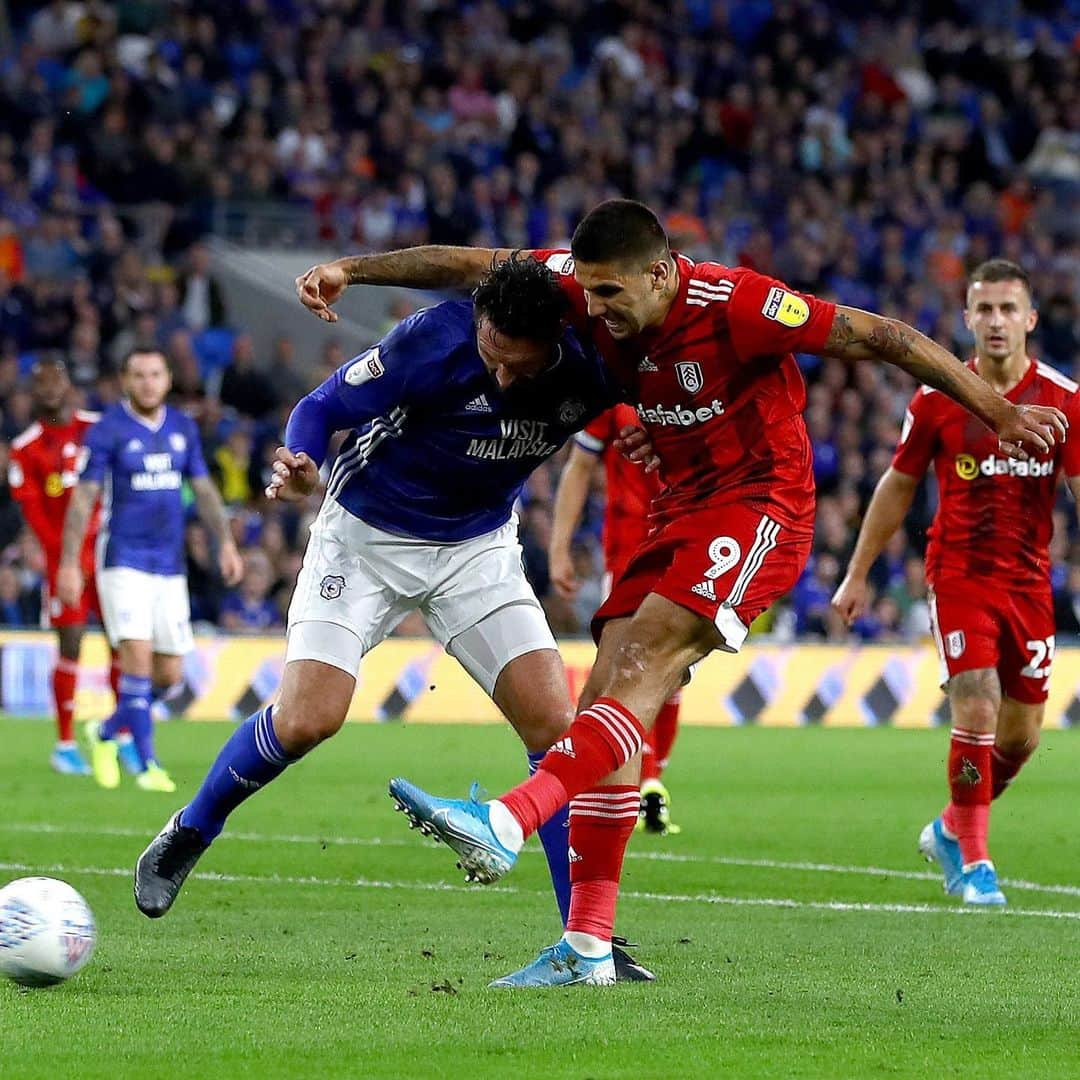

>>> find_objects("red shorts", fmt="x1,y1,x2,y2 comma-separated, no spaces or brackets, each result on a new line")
929,582,1054,704
592,503,813,650
43,563,100,629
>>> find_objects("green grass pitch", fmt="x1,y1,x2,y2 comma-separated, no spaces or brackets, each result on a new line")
1,716,1078,1079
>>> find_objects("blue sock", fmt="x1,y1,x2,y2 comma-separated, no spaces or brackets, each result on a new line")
101,675,154,765
181,706,295,843
529,750,571,926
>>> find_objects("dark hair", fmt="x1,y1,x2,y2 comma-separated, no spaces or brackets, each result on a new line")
119,347,169,374
968,259,1032,299
472,256,569,340
571,198,670,267
30,352,68,376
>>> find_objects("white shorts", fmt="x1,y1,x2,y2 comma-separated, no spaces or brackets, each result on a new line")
285,500,557,694
97,566,194,655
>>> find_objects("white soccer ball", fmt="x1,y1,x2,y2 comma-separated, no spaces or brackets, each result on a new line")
0,877,96,988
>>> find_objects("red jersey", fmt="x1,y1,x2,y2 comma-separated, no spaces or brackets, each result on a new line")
535,250,835,525
575,403,660,575
891,360,1080,589
9,410,101,571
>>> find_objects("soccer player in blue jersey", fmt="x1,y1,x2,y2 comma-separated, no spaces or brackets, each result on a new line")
57,349,243,792
134,259,656,982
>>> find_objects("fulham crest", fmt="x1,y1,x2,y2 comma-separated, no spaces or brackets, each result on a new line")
675,361,703,394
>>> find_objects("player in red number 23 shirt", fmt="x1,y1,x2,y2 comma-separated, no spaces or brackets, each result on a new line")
8,358,118,775
298,201,1066,986
833,260,1080,907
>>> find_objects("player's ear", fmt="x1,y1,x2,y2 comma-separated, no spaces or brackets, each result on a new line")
650,258,669,292
1026,305,1038,334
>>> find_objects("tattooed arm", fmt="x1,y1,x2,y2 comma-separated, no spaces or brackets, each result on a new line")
821,306,1066,454
295,246,526,323
55,480,100,606
60,480,100,568
190,475,244,586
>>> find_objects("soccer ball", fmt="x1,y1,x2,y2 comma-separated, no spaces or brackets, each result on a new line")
0,877,96,988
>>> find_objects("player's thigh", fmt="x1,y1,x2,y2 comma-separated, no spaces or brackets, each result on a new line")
423,517,542,646
97,566,154,649
945,668,1001,732
149,575,194,657
151,652,183,688
492,652,574,755
661,505,813,654
578,616,633,712
929,586,1001,730
602,593,726,726
274,654,358,746
998,587,1055,710
288,503,417,655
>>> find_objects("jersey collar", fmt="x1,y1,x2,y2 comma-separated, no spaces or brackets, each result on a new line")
971,355,1035,401
121,398,167,432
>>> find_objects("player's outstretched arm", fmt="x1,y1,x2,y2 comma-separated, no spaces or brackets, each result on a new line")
550,445,600,600
831,468,919,625
821,306,1067,457
56,480,100,606
189,475,243,586
295,246,524,322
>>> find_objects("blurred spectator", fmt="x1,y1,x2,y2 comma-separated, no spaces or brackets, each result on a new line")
0,562,37,626
220,548,283,632
214,333,278,420
178,242,226,331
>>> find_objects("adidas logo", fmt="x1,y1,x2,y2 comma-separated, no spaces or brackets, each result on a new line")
551,736,575,757
691,580,716,600
567,845,583,863
637,356,658,373
465,394,492,413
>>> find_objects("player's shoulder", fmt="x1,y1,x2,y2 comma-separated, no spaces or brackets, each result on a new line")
388,301,471,356
683,256,740,291
164,404,200,434
1032,360,1080,402
10,421,43,451
74,409,101,425
534,249,575,277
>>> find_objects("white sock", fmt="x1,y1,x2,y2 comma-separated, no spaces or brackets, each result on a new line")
486,799,524,853
563,931,610,959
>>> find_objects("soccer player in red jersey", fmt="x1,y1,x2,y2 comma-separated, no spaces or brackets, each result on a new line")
8,358,119,774
297,202,1064,985
832,260,1080,906
549,403,683,835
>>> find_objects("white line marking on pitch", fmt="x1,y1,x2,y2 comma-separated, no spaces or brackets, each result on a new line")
1,860,1079,923
3,821,1078,900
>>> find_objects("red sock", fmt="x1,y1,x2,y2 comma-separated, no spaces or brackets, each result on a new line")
641,697,680,782
566,784,639,941
500,697,645,838
52,659,79,742
941,727,994,866
991,745,1033,799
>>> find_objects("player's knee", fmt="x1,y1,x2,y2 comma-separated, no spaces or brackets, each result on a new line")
272,701,344,755
998,728,1040,758
519,708,574,755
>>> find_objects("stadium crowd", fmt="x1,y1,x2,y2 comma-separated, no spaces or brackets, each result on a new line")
0,0,1077,641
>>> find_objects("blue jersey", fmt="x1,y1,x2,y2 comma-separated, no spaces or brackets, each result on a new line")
81,401,209,575
286,300,622,542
